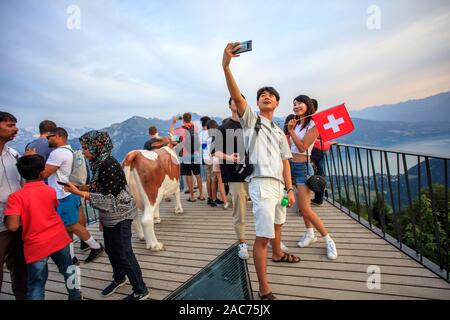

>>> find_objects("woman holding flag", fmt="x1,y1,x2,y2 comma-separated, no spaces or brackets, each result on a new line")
287,95,338,260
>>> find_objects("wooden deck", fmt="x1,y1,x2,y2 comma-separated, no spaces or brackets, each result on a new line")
2,198,450,300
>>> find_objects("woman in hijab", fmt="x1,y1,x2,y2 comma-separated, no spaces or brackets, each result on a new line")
64,131,149,300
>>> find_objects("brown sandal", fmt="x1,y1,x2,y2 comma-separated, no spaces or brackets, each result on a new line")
272,253,301,263
259,292,277,300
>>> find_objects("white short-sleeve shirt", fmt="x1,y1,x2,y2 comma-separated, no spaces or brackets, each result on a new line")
46,145,74,199
199,129,210,162
290,120,316,156
239,106,292,184
0,146,22,232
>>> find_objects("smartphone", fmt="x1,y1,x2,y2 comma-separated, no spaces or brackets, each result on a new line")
57,181,70,187
233,40,252,54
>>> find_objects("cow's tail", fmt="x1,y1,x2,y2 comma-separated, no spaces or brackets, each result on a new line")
122,151,139,184
122,151,145,211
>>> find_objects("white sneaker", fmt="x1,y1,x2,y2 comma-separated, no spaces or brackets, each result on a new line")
224,202,230,210
326,239,338,260
268,241,289,254
297,232,318,248
238,243,249,260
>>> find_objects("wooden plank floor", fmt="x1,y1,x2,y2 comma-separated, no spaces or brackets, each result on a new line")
2,197,450,300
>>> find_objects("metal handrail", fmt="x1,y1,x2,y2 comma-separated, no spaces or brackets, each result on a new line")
81,199,99,225
323,143,449,282
336,143,450,160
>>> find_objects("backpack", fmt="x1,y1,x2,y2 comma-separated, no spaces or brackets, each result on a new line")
62,147,90,185
180,125,200,162
234,116,261,178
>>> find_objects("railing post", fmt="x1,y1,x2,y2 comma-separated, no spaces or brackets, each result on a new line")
418,156,423,261
385,151,400,244
358,148,370,223
425,157,443,269
354,147,361,221
330,146,342,209
337,145,350,211
397,153,403,250
367,149,372,227
380,150,387,236
403,154,418,255
346,146,359,219
370,149,385,236
324,147,335,203
445,159,449,281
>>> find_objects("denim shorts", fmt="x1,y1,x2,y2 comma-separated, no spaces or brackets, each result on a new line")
290,161,314,186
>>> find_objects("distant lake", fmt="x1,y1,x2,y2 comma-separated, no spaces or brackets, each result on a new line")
387,138,450,158
326,138,449,177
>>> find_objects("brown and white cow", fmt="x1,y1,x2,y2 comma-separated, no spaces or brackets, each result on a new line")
123,145,183,251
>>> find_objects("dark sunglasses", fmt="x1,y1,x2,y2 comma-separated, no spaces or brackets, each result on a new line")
46,134,56,140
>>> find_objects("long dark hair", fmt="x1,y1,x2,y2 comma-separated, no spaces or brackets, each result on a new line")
293,95,314,130
283,114,295,135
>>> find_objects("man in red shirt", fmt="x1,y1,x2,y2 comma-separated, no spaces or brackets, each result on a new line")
5,155,82,300
170,113,205,202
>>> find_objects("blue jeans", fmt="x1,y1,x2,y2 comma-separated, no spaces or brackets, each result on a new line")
200,163,207,182
290,161,314,186
27,245,81,300
103,219,147,294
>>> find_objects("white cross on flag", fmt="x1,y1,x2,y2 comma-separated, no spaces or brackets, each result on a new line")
311,103,354,142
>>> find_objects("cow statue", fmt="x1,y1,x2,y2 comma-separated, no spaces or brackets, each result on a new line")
123,141,183,251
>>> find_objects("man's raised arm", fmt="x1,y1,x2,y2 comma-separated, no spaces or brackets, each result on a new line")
222,43,247,116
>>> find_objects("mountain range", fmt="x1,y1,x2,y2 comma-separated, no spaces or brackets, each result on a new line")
8,91,450,161
349,91,450,122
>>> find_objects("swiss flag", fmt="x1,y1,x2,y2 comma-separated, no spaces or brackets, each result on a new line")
312,103,354,142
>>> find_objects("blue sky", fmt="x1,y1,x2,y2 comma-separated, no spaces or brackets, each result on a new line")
1,0,449,128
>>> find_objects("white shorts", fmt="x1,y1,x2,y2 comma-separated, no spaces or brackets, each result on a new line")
248,178,286,239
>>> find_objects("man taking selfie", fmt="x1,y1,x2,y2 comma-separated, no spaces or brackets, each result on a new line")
222,42,299,300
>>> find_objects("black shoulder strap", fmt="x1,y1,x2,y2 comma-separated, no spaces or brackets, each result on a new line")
255,115,261,136
247,115,261,155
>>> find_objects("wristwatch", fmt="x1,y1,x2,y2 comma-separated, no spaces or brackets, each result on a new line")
286,188,295,194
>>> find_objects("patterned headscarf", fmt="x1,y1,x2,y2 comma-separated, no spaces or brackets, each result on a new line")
79,130,113,192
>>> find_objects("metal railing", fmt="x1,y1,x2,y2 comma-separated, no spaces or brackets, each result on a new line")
322,143,449,282
82,199,99,225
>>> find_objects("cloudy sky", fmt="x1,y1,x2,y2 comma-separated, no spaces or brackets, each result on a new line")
1,0,449,128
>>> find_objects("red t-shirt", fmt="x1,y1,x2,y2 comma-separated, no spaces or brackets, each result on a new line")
4,181,71,264
174,123,199,158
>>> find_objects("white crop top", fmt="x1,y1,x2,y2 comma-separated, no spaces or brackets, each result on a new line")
290,120,316,156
